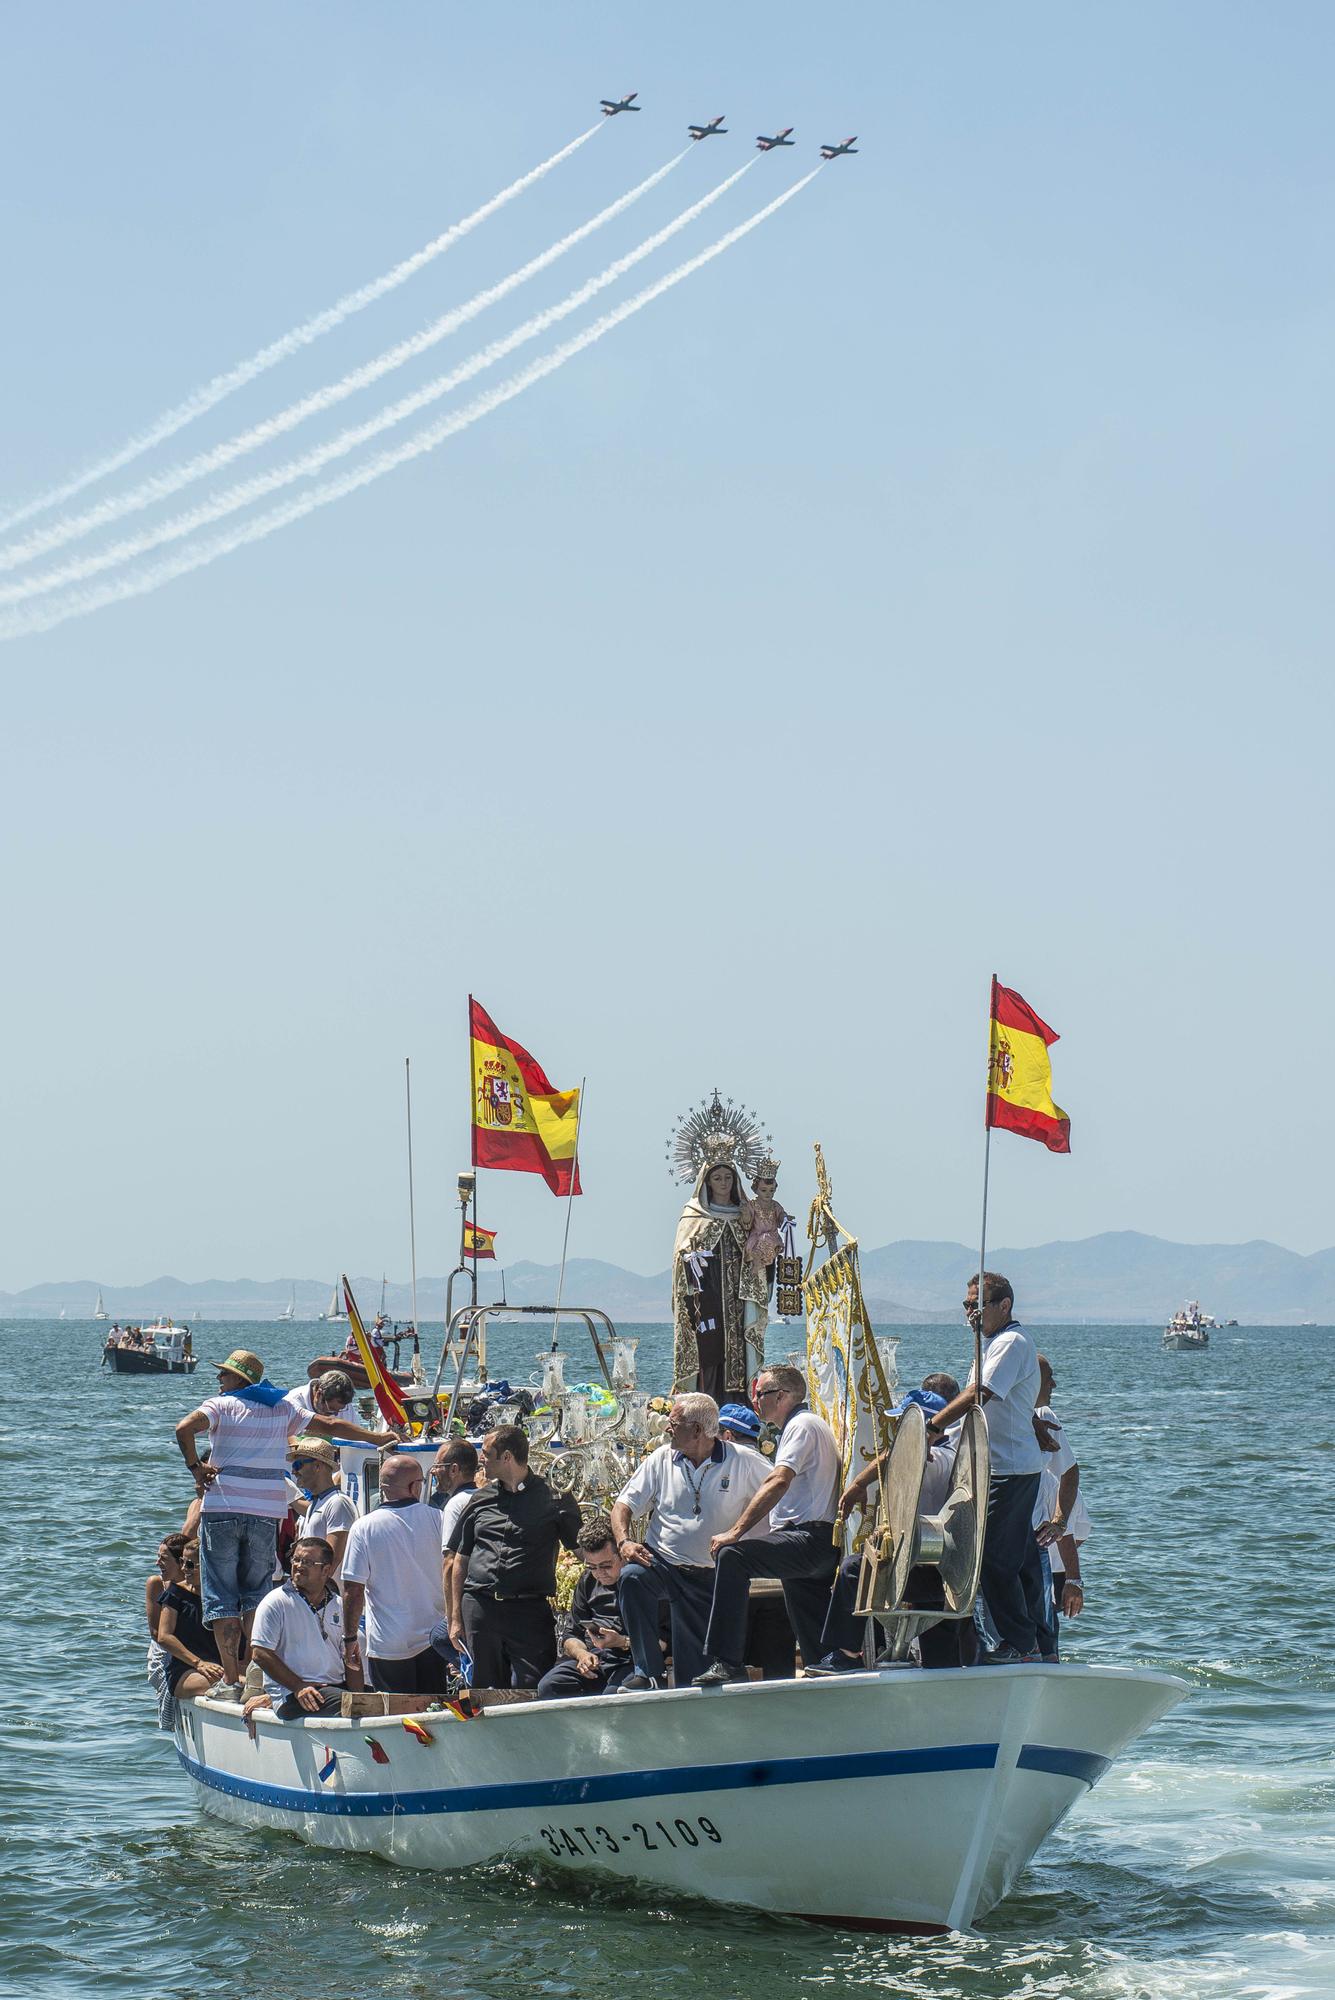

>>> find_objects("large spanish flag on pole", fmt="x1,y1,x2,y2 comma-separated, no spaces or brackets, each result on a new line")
986,978,1071,1153
469,997,583,1195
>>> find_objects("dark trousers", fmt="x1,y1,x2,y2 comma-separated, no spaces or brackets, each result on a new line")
618,1557,714,1685
705,1522,839,1669
462,1592,557,1690
276,1685,346,1719
368,1646,451,1696
820,1555,976,1668
535,1652,634,1701
980,1472,1043,1655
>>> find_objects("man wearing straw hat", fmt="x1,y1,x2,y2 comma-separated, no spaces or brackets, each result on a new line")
175,1348,393,1701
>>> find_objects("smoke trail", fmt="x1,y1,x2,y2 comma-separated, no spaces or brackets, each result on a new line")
0,171,819,642
0,125,600,537
0,160,757,608
0,148,688,577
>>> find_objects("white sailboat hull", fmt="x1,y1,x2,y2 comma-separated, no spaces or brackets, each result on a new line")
175,1664,1183,1932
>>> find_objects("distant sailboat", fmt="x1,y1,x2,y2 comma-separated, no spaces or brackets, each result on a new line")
94,1289,108,1320
278,1285,296,1322
320,1280,347,1323
59,1306,66,1320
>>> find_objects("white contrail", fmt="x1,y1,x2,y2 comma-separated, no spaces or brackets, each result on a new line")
0,159,759,608
0,170,819,643
0,147,688,577
0,124,601,537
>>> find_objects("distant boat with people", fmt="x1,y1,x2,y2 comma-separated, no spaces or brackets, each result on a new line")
102,1321,196,1374
1163,1301,1213,1351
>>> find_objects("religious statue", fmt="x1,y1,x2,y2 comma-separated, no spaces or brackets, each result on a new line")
739,1156,791,1285
671,1133,769,1400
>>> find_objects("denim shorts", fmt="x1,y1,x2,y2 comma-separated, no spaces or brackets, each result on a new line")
198,1512,278,1623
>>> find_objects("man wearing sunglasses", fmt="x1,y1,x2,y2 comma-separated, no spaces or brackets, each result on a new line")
290,1438,355,1574
694,1364,840,1686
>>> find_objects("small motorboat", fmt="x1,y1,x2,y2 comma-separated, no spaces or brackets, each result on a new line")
1163,1301,1213,1351
102,1322,197,1374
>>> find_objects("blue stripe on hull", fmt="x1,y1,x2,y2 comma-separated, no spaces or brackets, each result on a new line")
178,1741,1002,1818
1016,1744,1110,1786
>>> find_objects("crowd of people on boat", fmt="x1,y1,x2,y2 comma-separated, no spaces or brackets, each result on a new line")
144,1271,1090,1724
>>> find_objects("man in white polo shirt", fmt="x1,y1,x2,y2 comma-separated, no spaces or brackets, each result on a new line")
922,1271,1044,1662
174,1349,392,1699
695,1365,841,1686
250,1535,351,1718
289,1437,357,1574
341,1454,450,1696
610,1393,770,1690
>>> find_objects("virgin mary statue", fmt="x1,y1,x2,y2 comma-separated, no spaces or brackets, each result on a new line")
672,1136,769,1400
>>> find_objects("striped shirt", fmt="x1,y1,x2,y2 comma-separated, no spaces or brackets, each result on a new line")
199,1392,307,1519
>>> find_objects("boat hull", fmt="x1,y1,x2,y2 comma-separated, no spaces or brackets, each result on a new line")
104,1347,197,1373
1162,1332,1209,1351
175,1664,1184,1932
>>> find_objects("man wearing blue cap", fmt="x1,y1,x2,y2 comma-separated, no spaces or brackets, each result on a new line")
809,1388,977,1672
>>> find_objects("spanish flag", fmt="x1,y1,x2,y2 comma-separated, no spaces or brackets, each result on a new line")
986,978,1071,1154
463,1222,498,1260
342,1274,409,1429
469,997,583,1195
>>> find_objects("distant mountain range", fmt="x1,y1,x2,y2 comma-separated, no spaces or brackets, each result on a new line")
6,1232,1334,1323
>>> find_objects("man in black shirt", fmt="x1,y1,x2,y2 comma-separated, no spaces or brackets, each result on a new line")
535,1517,637,1700
446,1425,580,1689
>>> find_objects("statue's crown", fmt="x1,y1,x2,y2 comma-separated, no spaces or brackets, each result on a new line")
702,1133,736,1169
754,1155,780,1181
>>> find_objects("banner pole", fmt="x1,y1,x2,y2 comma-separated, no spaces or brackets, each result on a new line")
975,974,998,1396
550,1078,586,1352
405,1057,420,1347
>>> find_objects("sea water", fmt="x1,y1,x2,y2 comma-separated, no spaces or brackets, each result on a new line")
2,1316,1331,2000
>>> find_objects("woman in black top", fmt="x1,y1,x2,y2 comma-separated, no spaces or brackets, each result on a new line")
157,1545,224,1697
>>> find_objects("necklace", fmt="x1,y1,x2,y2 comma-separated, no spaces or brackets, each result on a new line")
681,1457,710,1518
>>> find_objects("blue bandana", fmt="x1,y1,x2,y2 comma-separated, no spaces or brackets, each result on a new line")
229,1378,290,1409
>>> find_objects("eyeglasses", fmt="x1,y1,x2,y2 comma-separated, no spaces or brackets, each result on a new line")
754,1388,783,1403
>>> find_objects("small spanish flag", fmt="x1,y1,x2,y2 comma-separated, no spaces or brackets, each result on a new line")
463,1222,498,1260
469,997,582,1196
986,979,1071,1154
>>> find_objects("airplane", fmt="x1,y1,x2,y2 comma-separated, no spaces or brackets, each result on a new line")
756,128,795,151
819,136,859,159
688,115,727,141
600,93,641,116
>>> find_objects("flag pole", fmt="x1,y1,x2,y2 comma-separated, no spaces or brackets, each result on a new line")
405,1057,420,1346
550,1078,586,1352
975,974,998,1396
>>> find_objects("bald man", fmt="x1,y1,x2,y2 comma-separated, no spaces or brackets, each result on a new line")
341,1455,450,1695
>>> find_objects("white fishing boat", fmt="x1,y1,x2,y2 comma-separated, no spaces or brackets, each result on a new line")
1163,1301,1213,1351
176,1661,1182,1933
169,1304,1187,1934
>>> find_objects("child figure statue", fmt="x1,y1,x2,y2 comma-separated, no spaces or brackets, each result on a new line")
740,1157,791,1279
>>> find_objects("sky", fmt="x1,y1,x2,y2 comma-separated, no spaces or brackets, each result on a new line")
2,4,1332,1290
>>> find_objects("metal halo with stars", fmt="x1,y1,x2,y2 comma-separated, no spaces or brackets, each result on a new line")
665,1088,774,1186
